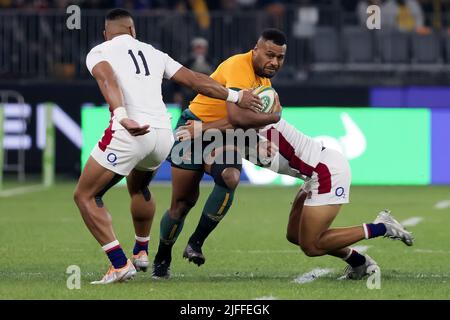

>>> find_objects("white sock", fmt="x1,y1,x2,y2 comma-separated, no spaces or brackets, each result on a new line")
135,235,150,243
342,248,353,261
362,223,370,239
102,240,120,252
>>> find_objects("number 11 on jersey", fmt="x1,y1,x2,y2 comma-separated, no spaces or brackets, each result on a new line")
128,49,150,76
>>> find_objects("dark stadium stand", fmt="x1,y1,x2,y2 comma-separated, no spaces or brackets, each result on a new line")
2,1,450,84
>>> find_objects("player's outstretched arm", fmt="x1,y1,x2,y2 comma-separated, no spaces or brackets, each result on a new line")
170,67,262,112
91,61,149,136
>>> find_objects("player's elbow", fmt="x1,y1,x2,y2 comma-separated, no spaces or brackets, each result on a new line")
190,72,209,94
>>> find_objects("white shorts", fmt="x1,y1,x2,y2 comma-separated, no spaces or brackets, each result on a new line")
91,125,174,176
302,148,351,206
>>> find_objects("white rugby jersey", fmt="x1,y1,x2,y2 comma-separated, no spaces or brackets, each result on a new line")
86,34,182,129
262,119,323,177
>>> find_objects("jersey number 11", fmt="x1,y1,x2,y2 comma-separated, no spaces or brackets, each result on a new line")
128,50,150,76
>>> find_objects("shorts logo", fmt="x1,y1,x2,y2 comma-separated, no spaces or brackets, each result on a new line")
335,187,345,197
107,153,117,166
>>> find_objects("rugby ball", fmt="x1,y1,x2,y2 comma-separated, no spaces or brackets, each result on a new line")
253,85,276,113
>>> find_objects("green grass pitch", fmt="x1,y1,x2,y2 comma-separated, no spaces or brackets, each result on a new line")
0,183,449,299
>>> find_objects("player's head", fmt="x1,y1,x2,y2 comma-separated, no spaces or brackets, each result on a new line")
104,8,136,41
252,28,287,78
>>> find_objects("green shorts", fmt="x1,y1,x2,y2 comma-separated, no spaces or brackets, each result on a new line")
167,109,207,171
167,109,262,171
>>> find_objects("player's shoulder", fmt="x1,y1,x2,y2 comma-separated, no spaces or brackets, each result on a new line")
221,51,253,69
90,35,136,51
87,41,108,56
136,39,168,57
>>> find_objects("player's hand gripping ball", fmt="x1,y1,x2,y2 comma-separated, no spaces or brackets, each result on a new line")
252,85,277,113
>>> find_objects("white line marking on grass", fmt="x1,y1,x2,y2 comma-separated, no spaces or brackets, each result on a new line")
292,268,333,284
413,249,450,254
372,272,450,279
254,296,277,300
352,245,370,253
174,273,292,280
0,185,46,197
415,273,450,279
401,217,424,227
0,272,43,277
230,249,299,254
434,200,450,210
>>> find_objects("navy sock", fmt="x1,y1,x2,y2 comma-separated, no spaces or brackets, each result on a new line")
345,249,366,268
364,223,387,239
103,241,127,269
133,236,149,255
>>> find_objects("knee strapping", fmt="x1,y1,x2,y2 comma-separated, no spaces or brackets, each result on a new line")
94,174,124,208
139,171,155,202
140,187,151,201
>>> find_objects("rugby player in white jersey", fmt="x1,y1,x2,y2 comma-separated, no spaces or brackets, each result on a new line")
73,8,262,284
177,95,414,279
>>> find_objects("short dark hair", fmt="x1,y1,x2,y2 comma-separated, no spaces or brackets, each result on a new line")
260,28,287,46
105,8,133,21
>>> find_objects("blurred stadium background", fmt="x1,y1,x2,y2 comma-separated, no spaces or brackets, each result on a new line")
1,0,450,300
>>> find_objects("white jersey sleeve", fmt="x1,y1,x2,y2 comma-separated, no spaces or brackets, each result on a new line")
85,35,183,130
163,53,182,79
86,44,107,75
260,119,323,176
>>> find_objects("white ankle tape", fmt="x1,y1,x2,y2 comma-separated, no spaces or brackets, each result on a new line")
102,240,120,252
343,248,353,260
363,224,370,239
135,235,150,242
